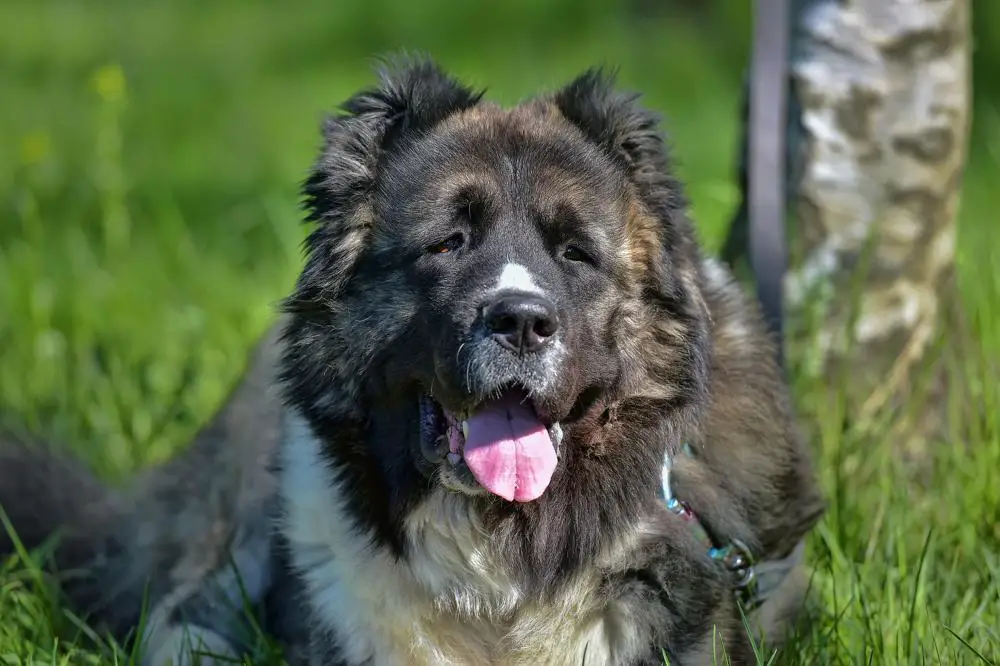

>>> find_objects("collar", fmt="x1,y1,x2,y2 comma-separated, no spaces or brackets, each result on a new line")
661,443,803,610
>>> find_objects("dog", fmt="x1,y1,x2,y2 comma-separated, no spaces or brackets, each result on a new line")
0,56,824,666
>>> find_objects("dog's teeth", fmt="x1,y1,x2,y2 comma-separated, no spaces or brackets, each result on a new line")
447,452,462,465
551,422,563,447
461,420,469,439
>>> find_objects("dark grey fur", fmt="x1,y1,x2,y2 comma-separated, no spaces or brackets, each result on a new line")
0,55,824,666
1,324,286,663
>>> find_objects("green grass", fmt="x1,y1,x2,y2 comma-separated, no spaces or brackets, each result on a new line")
1,1,998,664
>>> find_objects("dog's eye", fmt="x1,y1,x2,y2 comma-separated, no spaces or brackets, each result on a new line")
457,200,484,225
426,233,465,255
562,245,590,263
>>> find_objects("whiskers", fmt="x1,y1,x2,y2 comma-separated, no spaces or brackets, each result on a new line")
450,336,566,406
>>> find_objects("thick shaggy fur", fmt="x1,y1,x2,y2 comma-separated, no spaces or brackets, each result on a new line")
0,56,824,666
1,325,286,663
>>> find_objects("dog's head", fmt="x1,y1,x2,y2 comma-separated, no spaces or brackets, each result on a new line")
282,56,710,509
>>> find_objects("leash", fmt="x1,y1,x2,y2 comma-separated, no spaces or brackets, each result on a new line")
748,0,792,368
723,0,794,370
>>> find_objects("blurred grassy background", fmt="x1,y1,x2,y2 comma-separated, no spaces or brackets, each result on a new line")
0,0,998,664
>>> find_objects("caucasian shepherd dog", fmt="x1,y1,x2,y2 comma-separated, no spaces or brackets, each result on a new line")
0,56,824,666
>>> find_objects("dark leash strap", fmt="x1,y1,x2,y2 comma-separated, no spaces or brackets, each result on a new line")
743,0,793,370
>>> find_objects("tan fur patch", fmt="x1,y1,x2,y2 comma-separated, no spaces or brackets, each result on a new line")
441,99,589,150
621,196,662,283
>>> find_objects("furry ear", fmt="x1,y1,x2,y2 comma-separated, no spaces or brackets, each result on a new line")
292,55,483,307
553,69,701,305
552,68,687,220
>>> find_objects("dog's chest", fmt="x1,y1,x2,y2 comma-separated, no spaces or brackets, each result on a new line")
299,495,617,666
279,421,629,665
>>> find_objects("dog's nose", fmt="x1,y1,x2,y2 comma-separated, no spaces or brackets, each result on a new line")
483,294,559,354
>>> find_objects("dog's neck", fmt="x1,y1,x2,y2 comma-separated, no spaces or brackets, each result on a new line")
277,409,518,651
278,408,660,665
279,391,679,589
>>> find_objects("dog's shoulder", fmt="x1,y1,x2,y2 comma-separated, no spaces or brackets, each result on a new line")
673,255,825,560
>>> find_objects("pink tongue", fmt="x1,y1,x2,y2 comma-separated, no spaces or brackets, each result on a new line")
462,394,557,502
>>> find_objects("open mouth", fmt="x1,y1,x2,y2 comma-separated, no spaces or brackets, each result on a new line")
420,386,563,503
